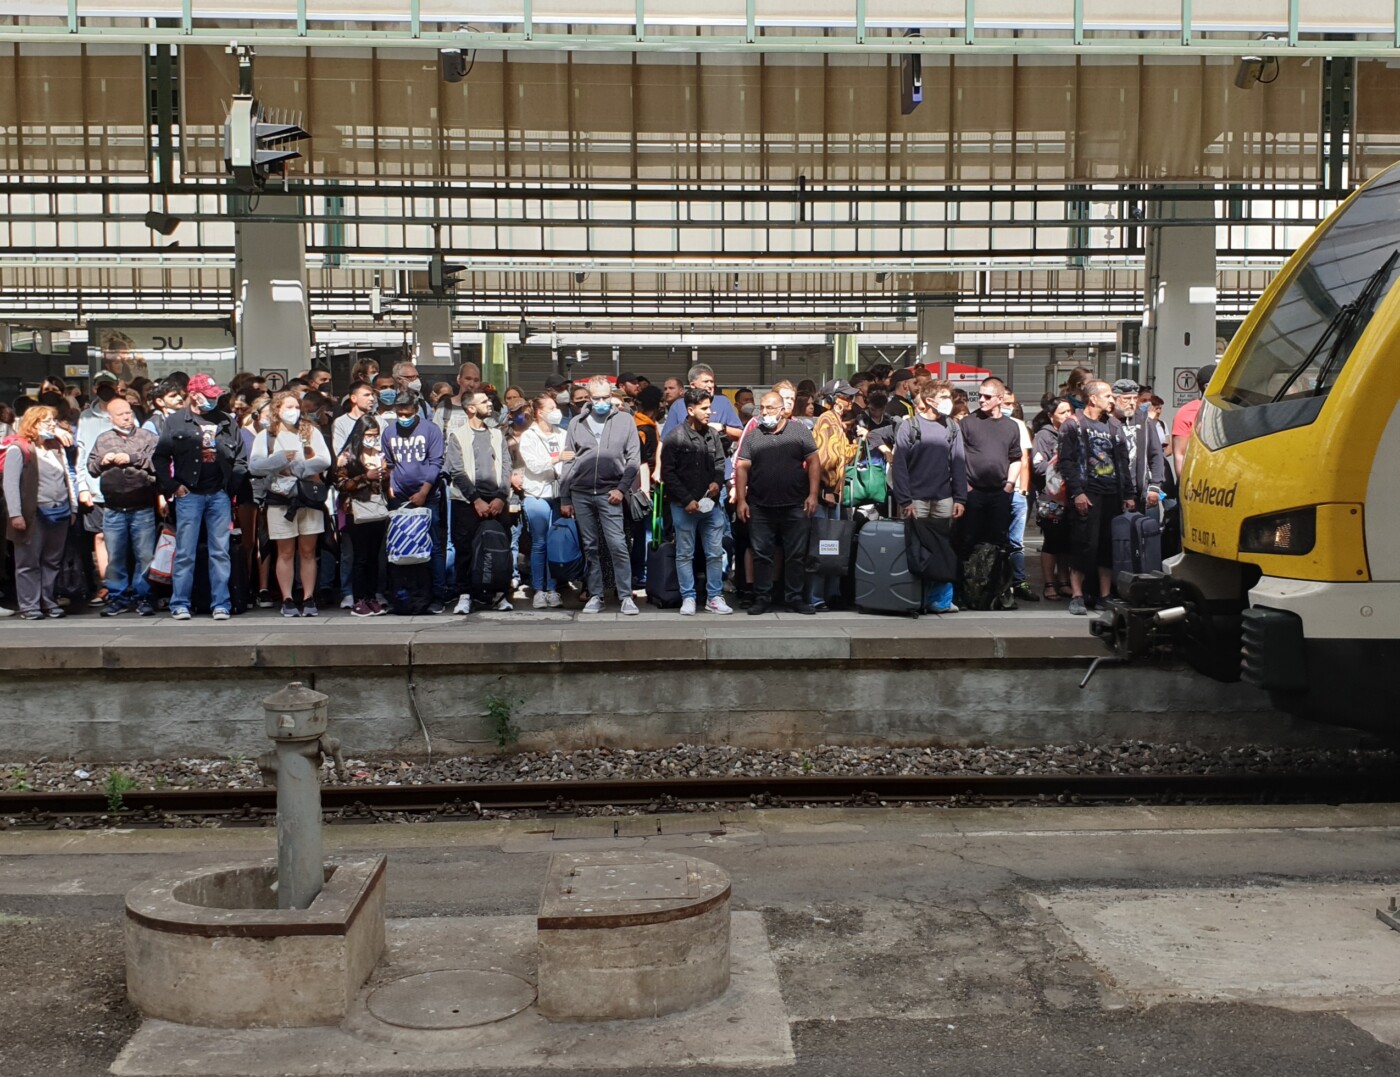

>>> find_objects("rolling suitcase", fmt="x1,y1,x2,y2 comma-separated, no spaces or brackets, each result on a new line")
1112,510,1164,578
853,519,921,617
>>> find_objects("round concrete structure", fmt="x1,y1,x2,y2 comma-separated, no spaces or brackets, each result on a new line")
536,850,731,1021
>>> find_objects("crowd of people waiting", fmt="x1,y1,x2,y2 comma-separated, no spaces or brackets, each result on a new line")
0,355,1209,621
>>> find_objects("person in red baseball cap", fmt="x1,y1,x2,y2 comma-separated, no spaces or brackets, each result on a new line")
151,373,247,620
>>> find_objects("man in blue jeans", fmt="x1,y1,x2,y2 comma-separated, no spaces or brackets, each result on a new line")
87,397,159,616
662,389,733,616
152,373,248,620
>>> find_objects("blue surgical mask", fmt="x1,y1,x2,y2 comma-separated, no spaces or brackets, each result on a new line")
195,397,217,413
397,416,416,429
1001,406,1014,418
591,400,612,417
378,389,398,407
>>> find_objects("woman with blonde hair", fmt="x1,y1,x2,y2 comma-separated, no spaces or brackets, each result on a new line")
249,389,331,617
3,405,79,619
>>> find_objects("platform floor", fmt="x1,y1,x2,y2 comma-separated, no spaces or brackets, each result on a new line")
3,804,1399,1076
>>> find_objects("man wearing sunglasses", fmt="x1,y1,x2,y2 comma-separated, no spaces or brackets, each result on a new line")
955,377,1022,564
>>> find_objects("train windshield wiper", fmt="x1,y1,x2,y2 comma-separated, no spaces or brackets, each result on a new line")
1272,250,1400,402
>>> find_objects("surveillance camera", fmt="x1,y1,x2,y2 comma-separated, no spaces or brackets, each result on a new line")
439,48,467,83
1235,56,1265,90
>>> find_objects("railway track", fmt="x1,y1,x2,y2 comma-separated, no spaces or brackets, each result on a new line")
2,770,1397,826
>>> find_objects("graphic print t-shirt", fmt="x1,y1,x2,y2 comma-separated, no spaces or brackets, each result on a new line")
192,420,224,492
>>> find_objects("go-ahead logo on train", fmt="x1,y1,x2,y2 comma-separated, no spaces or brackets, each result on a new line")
1183,479,1239,507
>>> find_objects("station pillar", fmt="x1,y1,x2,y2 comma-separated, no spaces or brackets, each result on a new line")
0,325,11,352
916,300,956,377
832,333,859,382
412,302,454,371
482,331,509,390
233,194,311,378
1143,202,1217,422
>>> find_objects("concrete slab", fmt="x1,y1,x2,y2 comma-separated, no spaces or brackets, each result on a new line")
110,912,793,1074
1041,884,1400,1010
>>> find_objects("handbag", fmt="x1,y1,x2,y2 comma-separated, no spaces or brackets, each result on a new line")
296,475,330,509
625,485,652,520
842,442,888,507
145,525,177,584
808,512,856,576
386,505,433,565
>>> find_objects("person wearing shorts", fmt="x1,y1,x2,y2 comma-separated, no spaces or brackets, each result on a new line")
1057,379,1133,615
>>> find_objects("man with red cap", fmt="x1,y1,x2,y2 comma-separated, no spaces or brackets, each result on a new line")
152,373,248,620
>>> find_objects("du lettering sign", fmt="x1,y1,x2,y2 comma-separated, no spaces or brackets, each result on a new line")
88,322,236,385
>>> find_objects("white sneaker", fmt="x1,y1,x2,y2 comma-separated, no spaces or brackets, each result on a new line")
705,597,734,615
679,597,697,616
532,591,549,609
493,596,514,611
544,591,564,608
620,597,640,616
582,596,605,614
453,595,472,615
339,594,354,609
0,606,14,618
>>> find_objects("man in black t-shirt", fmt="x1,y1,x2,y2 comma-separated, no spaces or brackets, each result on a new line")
735,392,820,615
1058,379,1134,614
955,376,1022,559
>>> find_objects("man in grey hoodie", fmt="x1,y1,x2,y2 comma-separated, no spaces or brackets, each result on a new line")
560,375,642,615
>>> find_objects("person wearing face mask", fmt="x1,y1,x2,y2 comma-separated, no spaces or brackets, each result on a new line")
152,373,248,621
87,397,159,616
559,375,642,615
372,374,399,416
334,415,391,617
517,393,573,608
249,390,332,617
392,361,433,421
889,380,967,614
444,390,514,614
4,405,80,619
381,391,446,613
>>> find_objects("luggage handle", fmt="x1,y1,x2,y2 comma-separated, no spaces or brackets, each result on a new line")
649,480,665,550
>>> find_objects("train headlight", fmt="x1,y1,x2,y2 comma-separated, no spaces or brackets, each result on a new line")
1239,507,1317,555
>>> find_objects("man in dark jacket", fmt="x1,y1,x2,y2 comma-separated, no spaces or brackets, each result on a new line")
890,380,967,613
152,373,248,621
1111,379,1166,509
1058,379,1135,614
88,397,158,616
561,375,642,615
662,388,732,616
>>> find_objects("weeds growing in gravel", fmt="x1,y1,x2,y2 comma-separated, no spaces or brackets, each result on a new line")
484,693,523,749
7,767,29,791
104,771,138,813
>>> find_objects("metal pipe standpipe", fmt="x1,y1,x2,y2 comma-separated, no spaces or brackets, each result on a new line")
257,682,345,911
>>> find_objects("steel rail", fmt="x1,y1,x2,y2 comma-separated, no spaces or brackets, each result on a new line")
2,772,1395,820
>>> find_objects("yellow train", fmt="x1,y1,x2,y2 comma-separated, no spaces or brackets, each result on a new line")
1094,164,1400,731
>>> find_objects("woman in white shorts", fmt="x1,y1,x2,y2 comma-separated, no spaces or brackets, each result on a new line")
249,390,331,617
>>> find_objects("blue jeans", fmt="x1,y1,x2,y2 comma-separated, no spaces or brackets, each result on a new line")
172,491,232,614
102,506,157,606
671,502,725,601
523,495,557,592
572,491,632,598
1009,491,1028,584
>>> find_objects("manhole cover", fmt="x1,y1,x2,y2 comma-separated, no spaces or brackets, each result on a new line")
366,969,536,1029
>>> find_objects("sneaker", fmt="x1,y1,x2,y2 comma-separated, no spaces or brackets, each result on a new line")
350,599,374,618
170,607,191,621
340,594,355,610
212,608,231,621
429,600,445,615
20,610,43,620
101,603,130,617
301,602,318,618
746,599,772,616
493,596,514,612
1011,581,1041,603
680,597,697,616
930,604,959,615
582,596,605,614
0,606,14,618
705,597,734,615
532,591,549,609
620,597,640,616
45,607,66,619
369,599,386,616
544,591,564,608
786,601,817,615
1067,596,1087,616
453,594,473,615
88,588,109,607
281,599,300,618
256,590,275,609
135,601,155,617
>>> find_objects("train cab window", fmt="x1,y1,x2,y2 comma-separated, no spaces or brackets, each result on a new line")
1200,168,1400,450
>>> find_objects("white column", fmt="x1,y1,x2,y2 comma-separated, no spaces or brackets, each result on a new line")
1143,202,1216,426
233,194,311,377
0,324,12,352
916,300,956,377
412,303,454,369
832,333,859,381
482,331,509,389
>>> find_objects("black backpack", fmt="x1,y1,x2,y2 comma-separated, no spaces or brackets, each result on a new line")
962,542,1014,610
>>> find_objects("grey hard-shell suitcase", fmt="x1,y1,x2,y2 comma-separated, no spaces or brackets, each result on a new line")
853,519,922,617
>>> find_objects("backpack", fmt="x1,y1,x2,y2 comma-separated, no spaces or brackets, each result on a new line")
546,517,585,583
962,542,1014,611
0,434,32,479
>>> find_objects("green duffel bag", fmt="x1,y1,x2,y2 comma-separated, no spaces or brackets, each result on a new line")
842,442,888,507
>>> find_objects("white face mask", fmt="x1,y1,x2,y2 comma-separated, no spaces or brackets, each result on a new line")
544,409,563,426
759,414,779,431
279,408,301,427
934,399,954,417
404,378,422,393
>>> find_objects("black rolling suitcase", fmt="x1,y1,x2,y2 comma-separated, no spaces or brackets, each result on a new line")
853,519,921,617
1112,510,1164,579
